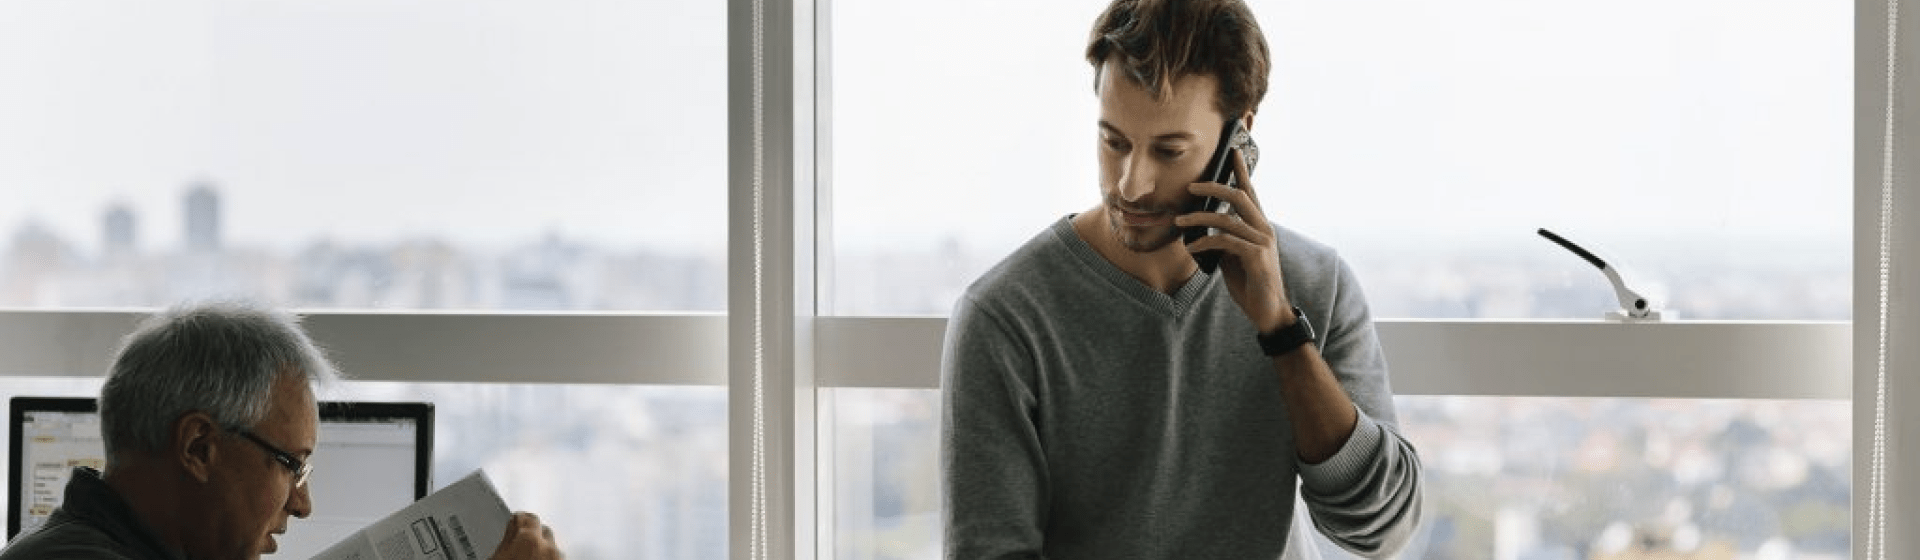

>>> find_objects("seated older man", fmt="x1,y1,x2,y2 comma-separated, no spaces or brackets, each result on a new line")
0,301,563,560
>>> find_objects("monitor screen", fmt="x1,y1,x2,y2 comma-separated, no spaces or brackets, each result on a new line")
7,397,433,558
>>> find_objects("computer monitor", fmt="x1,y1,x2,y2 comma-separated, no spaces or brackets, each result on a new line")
7,397,433,558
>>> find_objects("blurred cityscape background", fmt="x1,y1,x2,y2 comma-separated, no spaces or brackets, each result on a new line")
1,182,1849,321
1,181,725,312
1,183,1851,560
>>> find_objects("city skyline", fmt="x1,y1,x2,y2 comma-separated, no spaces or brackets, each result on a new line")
2,200,1850,321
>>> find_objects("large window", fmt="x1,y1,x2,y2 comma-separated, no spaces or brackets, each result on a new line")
0,0,1886,559
824,0,1851,558
0,2,726,559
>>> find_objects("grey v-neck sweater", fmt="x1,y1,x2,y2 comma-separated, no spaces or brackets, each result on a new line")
941,216,1422,559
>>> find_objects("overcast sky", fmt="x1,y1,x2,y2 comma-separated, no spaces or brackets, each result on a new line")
1,0,726,255
2,0,1851,261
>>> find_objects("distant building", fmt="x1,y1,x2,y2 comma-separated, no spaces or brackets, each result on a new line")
184,180,220,253
103,202,135,256
1,220,78,305
6,220,74,270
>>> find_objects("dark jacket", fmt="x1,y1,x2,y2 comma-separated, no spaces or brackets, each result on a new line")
0,467,182,560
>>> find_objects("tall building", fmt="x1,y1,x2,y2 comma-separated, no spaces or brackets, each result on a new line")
184,180,220,253
102,202,135,256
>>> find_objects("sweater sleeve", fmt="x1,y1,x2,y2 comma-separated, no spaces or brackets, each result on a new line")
940,295,1050,560
1294,256,1425,558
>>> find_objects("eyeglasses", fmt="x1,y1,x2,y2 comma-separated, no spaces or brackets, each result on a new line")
231,428,312,489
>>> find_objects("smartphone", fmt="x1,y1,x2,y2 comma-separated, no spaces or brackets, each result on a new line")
1181,118,1259,273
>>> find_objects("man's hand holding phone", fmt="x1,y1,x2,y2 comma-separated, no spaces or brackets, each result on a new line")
1177,145,1293,335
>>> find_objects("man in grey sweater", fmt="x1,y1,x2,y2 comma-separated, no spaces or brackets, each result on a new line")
940,0,1422,558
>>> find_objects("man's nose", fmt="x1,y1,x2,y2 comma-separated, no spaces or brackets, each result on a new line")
1118,154,1158,203
288,481,313,519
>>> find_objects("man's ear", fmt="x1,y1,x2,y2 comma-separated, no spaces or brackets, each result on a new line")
173,411,219,484
1241,111,1255,133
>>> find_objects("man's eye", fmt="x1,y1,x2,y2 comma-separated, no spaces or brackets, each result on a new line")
1103,138,1130,152
1156,148,1186,160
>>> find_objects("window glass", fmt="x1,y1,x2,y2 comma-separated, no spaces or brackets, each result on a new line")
0,0,726,311
339,382,728,560
827,389,1850,560
827,389,942,560
827,0,1850,320
1398,396,1849,560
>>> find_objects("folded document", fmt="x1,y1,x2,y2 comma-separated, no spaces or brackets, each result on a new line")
313,470,511,560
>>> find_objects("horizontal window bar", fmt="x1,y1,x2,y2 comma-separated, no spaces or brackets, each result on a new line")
0,311,1848,399
816,317,1851,399
0,311,727,385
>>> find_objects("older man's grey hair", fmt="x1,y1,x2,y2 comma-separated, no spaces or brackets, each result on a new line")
99,300,340,469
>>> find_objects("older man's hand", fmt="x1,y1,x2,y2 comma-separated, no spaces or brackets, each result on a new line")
488,512,562,560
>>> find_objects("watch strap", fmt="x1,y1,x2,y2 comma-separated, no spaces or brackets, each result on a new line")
1257,307,1316,357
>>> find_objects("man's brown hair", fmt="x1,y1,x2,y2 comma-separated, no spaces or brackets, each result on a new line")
1086,0,1271,119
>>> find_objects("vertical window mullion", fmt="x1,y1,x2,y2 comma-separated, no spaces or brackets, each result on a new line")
731,0,815,558
1856,0,1913,557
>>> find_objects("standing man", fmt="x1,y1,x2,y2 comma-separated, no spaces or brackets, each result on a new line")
940,0,1422,558
0,301,562,560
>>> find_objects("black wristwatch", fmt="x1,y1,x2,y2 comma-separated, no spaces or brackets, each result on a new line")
1257,307,1316,357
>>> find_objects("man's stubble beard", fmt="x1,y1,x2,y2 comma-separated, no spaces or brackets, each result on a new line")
1107,209,1183,253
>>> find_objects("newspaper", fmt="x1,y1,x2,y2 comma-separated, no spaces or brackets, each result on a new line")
311,470,511,560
